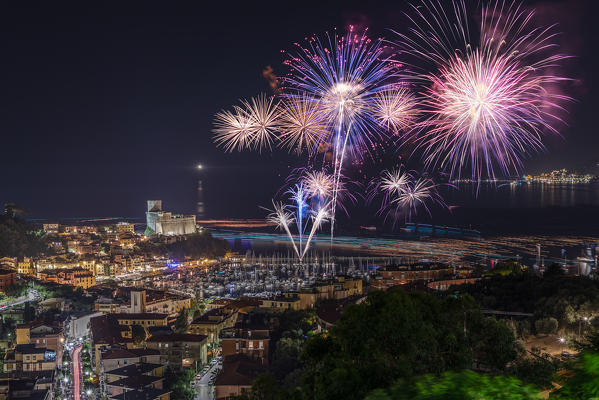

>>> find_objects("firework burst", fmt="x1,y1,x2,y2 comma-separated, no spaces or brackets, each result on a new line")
372,88,418,133
370,169,445,225
283,27,402,156
278,95,327,154
396,0,569,180
300,169,357,215
213,93,282,153
283,26,410,237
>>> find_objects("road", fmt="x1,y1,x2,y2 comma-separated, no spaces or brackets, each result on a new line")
195,360,221,400
0,288,40,311
72,346,82,400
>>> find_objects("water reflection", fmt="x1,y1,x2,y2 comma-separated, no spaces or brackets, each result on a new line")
444,182,599,208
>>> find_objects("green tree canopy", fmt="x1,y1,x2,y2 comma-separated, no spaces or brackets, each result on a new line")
299,289,517,400
131,324,147,344
365,370,540,400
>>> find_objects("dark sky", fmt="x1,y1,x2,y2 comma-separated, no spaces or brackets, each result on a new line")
1,0,597,220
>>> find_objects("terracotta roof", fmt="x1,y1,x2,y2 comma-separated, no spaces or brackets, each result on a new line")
215,354,266,387
112,313,168,320
15,344,48,354
107,374,162,389
101,349,138,360
147,333,207,343
90,315,132,345
110,388,171,400
105,363,163,377
128,348,161,357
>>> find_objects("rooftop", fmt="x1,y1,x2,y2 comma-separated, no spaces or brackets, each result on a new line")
147,333,207,343
215,354,266,386
107,374,162,389
101,348,160,360
90,315,132,345
111,313,168,320
105,362,163,377
110,388,171,400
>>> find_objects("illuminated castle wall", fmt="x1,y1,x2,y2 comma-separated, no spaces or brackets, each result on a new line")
146,200,196,236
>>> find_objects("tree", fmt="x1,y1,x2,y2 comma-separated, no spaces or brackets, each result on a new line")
365,370,541,400
535,318,558,335
174,309,189,333
574,328,599,353
551,352,599,399
0,213,50,258
299,290,503,400
165,367,196,400
544,264,566,278
23,301,35,322
507,351,557,389
131,324,147,344
468,315,518,371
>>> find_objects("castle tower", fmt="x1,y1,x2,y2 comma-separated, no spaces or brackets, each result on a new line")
131,290,147,313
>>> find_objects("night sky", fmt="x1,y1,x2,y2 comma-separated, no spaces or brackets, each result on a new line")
1,0,597,220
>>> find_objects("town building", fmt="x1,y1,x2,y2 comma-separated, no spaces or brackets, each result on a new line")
145,200,196,236
3,344,56,373
220,314,270,365
42,223,59,234
188,308,238,346
0,269,17,293
214,354,265,400
146,333,208,369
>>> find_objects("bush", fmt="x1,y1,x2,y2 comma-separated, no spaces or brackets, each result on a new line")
535,317,558,335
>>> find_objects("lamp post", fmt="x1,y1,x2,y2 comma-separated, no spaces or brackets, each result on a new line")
579,316,589,338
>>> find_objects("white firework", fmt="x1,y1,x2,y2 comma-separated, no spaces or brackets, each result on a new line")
279,95,326,154
372,88,418,133
212,93,282,153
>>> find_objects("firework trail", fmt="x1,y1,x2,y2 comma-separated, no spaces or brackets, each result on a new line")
265,201,300,258
395,0,569,181
286,168,358,216
265,190,329,261
301,205,330,258
213,93,282,153
283,26,407,238
286,184,309,256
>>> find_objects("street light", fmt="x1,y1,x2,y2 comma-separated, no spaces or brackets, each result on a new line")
579,316,590,338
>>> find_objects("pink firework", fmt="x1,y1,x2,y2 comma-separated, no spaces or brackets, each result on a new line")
396,0,569,180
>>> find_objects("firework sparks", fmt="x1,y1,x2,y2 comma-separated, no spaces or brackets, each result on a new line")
395,177,444,221
372,88,418,133
212,93,282,152
300,169,357,215
279,95,327,154
380,168,411,197
283,27,402,157
396,0,569,181
303,170,334,200
370,169,445,225
212,108,255,153
283,27,410,239
265,201,300,258
301,205,330,258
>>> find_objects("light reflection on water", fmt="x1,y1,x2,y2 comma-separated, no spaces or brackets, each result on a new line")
443,182,599,208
